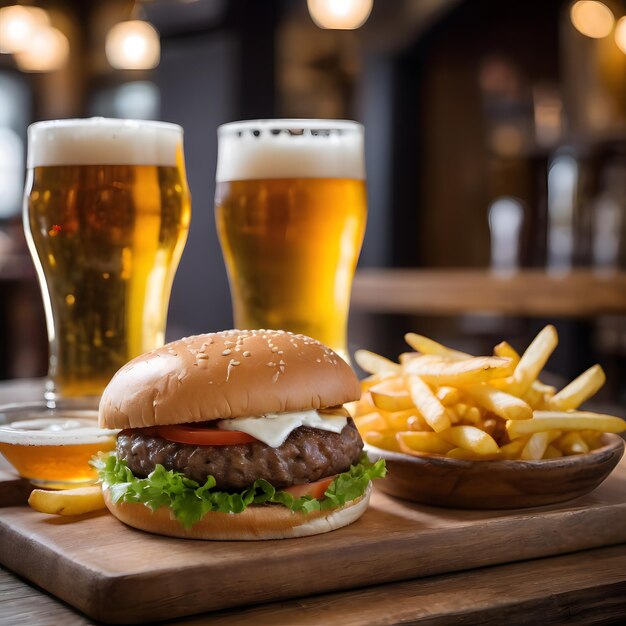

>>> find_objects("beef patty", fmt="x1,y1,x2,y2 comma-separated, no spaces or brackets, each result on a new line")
116,419,363,490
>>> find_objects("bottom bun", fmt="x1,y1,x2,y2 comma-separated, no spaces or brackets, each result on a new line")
102,484,372,540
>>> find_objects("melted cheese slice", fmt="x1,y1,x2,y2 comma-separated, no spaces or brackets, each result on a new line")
217,410,348,448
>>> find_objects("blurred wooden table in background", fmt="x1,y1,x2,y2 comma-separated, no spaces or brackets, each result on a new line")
352,269,626,317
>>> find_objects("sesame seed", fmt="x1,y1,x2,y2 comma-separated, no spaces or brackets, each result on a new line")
243,351,251,357
222,349,232,355
268,362,275,367
271,346,279,353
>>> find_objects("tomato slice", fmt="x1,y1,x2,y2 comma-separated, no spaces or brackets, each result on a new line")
283,475,337,499
156,425,258,446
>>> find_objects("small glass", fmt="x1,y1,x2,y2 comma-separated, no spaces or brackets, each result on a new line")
0,401,118,489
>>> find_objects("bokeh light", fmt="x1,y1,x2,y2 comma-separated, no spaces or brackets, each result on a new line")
615,16,626,53
570,1,614,39
307,0,373,30
15,26,70,72
0,5,49,54
105,20,160,70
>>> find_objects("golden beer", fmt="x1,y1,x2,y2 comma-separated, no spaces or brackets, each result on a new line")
215,120,366,359
24,119,191,401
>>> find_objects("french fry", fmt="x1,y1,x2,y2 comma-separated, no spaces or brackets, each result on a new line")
360,373,396,391
399,352,419,365
354,350,401,375
521,432,551,460
438,425,500,455
354,412,388,433
522,385,547,410
508,325,558,395
452,403,469,418
445,447,499,461
406,375,452,432
543,445,563,459
498,437,529,460
463,406,483,424
548,364,606,411
396,431,455,455
404,333,470,361
370,379,414,412
520,430,561,460
28,485,105,516
347,396,376,417
362,430,401,452
384,409,422,431
493,341,520,363
507,411,626,438
435,386,462,406
555,432,589,455
533,381,557,395
580,430,604,450
404,356,515,386
463,384,532,421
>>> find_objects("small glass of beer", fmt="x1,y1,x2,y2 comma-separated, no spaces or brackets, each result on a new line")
24,118,191,405
215,119,366,361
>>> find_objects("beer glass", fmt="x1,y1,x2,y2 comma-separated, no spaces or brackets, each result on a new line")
215,119,366,361
24,118,191,404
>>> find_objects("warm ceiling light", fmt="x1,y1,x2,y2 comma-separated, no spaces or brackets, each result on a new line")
570,1,614,39
307,0,373,30
0,5,49,54
15,26,69,72
106,20,160,70
616,16,626,53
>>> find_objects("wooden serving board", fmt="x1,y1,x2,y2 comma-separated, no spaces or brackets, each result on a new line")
1,459,626,625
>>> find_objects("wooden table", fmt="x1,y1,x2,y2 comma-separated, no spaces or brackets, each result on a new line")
351,269,626,317
2,379,626,625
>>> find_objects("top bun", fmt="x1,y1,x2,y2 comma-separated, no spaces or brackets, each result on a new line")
99,330,360,430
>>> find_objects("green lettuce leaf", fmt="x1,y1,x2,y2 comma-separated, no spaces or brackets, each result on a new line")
91,453,386,529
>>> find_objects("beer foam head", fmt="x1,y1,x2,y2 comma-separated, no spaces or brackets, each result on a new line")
216,119,365,182
28,117,183,168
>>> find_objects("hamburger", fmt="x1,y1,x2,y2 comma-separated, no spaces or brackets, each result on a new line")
95,329,385,540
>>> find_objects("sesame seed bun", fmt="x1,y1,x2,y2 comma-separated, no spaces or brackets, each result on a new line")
98,330,360,430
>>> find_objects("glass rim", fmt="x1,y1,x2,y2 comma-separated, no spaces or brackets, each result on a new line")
218,118,363,136
28,116,183,135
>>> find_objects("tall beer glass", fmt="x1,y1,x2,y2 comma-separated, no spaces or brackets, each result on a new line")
215,119,366,361
24,118,191,404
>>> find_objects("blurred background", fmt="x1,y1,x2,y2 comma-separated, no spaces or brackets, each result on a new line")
0,0,625,405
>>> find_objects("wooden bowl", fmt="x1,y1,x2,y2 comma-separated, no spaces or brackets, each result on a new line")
366,434,625,509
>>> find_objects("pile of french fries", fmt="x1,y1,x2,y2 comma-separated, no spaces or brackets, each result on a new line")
352,325,626,461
